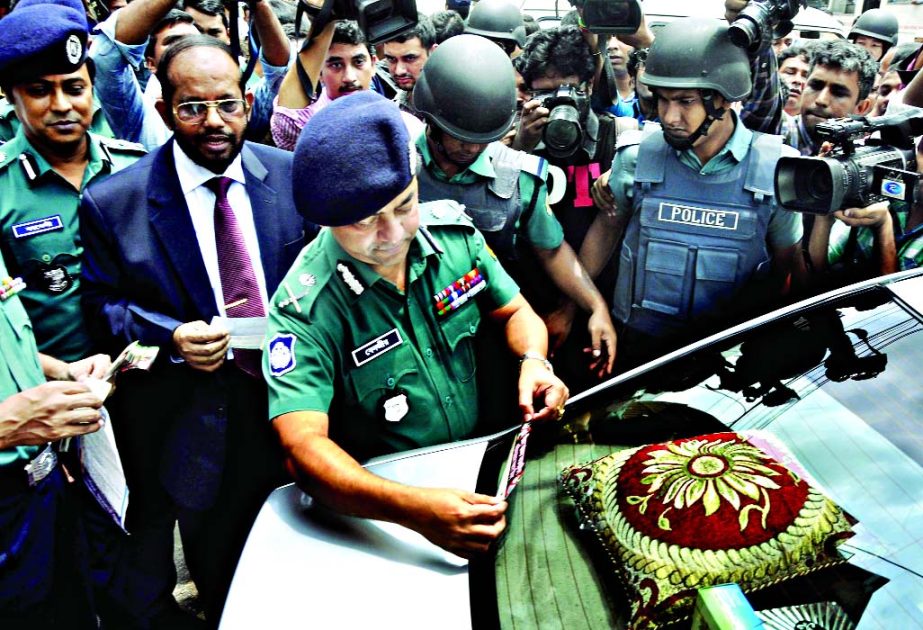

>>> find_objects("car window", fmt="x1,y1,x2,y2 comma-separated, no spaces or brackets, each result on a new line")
487,287,923,628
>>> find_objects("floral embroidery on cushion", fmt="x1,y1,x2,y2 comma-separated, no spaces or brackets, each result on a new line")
559,432,854,629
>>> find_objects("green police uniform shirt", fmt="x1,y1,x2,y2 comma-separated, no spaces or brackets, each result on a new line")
0,129,145,361
264,201,521,462
415,133,565,251
0,253,45,468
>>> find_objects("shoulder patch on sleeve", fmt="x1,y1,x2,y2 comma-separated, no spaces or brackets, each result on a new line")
267,333,297,376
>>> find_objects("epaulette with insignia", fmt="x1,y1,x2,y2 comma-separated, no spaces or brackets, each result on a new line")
615,127,645,152
98,136,147,155
273,236,334,318
419,200,474,229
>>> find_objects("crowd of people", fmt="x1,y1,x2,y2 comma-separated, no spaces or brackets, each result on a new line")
1,0,922,626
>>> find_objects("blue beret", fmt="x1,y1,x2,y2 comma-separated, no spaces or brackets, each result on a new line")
0,0,89,86
292,91,415,227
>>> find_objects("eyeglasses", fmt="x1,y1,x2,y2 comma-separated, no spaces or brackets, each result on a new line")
173,99,248,124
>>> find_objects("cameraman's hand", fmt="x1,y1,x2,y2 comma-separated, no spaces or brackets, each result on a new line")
834,201,892,233
725,0,749,23
513,99,549,153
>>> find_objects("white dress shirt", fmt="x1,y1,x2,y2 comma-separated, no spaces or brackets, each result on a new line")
173,142,270,317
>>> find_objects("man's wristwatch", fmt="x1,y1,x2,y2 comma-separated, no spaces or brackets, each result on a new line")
520,351,553,373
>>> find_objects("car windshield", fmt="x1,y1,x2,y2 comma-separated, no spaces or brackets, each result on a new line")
483,285,923,629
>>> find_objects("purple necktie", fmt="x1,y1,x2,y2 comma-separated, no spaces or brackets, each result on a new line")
207,176,264,378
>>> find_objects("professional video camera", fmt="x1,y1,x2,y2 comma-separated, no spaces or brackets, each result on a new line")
295,0,417,45
775,108,923,214
566,0,642,35
533,85,591,159
728,0,806,51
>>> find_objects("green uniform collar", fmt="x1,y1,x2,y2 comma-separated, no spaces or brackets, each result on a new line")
0,127,111,188
416,131,496,182
320,225,442,300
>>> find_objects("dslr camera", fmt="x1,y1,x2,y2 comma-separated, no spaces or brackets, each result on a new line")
728,0,805,51
775,109,923,214
534,85,591,159
296,0,416,45
566,0,642,35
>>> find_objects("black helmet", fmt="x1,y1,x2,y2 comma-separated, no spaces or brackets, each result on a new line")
464,0,526,47
849,9,899,50
414,34,516,143
641,17,751,102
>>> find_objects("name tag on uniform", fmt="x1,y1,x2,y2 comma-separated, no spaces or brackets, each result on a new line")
352,329,403,367
12,215,64,239
658,203,739,231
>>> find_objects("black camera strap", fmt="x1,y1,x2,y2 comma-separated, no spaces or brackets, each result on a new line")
294,0,336,98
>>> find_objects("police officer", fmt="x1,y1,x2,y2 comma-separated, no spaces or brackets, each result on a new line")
594,18,803,367
463,0,526,58
264,90,568,558
0,0,145,362
0,250,108,628
413,34,617,375
848,8,899,63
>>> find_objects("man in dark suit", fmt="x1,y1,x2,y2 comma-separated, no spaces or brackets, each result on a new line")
79,34,315,625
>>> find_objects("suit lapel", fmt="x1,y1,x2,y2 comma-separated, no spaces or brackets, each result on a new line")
241,143,283,289
148,140,219,319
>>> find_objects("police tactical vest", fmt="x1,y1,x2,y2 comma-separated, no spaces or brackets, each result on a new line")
417,142,534,261
612,128,782,337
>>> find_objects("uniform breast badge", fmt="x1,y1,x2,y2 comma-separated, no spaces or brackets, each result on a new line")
0,276,25,301
380,389,409,423
433,268,486,318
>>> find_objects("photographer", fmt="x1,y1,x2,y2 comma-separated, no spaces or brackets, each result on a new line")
593,17,804,368
779,39,877,156
804,133,923,285
513,26,633,384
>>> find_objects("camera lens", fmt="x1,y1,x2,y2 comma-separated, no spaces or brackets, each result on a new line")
543,104,582,158
806,164,832,200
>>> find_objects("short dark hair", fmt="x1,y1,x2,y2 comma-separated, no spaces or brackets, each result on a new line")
808,39,878,101
157,35,243,110
518,26,595,88
384,15,436,49
331,19,368,48
627,47,647,79
430,10,465,44
182,0,230,30
521,13,540,38
145,9,197,60
777,41,812,68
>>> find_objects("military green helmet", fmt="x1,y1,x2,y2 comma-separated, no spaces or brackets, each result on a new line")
414,34,517,144
849,8,899,50
464,0,526,46
641,17,752,102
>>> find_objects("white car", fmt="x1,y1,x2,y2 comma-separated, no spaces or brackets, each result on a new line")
222,269,923,629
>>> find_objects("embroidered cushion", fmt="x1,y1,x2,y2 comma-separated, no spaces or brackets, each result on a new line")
559,432,853,629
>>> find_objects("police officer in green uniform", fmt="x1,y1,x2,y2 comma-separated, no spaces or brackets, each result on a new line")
0,0,145,362
0,250,109,627
265,91,569,558
413,35,617,376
